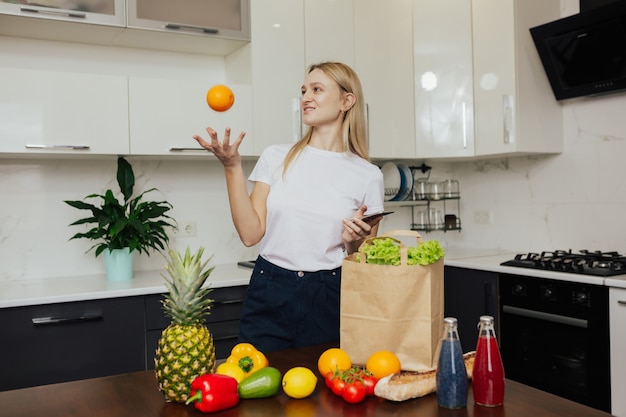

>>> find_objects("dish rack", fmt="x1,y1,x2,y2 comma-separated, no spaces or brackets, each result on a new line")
383,163,462,233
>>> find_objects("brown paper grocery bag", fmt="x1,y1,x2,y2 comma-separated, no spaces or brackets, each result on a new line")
340,230,444,371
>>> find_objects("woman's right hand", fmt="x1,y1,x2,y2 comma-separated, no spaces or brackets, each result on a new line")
193,127,246,167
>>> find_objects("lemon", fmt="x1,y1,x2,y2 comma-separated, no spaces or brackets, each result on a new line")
282,367,318,399
215,362,246,383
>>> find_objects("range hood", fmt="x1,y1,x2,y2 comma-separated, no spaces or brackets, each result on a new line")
530,0,626,100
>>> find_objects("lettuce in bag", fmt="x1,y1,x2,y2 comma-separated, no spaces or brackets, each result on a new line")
355,237,444,265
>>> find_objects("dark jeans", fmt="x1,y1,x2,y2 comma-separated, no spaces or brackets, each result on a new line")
237,255,341,353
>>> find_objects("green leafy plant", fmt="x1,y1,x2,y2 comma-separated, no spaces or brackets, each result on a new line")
64,157,176,257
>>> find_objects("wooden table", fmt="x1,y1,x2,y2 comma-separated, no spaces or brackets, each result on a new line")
0,343,611,417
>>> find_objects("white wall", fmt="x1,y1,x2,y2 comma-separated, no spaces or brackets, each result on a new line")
2,0,626,281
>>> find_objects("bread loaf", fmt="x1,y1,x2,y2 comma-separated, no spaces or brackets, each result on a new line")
374,351,475,402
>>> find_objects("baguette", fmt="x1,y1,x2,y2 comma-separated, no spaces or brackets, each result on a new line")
374,351,475,402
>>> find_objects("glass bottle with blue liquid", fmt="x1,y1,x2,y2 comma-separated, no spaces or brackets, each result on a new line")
436,317,468,408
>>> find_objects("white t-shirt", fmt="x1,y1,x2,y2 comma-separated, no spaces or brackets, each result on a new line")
249,144,384,271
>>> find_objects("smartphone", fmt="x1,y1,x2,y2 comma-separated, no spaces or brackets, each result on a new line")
357,211,394,224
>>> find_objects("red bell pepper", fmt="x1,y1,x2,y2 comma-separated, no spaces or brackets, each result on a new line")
185,373,240,413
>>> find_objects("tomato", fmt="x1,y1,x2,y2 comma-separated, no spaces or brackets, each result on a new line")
342,381,367,404
330,376,347,396
361,374,378,396
324,371,335,389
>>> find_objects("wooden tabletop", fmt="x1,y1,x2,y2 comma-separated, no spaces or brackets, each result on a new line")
0,343,611,417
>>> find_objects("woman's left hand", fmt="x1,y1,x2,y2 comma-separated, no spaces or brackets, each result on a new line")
342,205,380,254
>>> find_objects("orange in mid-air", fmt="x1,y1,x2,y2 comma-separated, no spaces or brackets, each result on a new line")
206,84,235,112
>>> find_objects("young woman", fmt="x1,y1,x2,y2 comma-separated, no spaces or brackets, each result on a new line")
193,62,385,352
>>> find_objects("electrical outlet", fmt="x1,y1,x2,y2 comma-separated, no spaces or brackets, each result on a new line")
175,221,197,237
473,210,493,224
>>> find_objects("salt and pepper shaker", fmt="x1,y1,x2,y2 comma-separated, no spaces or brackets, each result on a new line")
472,315,505,406
436,317,468,408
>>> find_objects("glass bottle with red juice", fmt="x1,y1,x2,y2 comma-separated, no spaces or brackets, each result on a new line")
472,315,505,406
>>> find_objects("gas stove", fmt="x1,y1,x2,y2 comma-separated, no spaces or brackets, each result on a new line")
500,249,626,277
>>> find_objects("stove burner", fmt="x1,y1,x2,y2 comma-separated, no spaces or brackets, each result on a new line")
501,249,626,276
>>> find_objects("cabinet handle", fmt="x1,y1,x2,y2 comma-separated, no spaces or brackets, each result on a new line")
169,147,206,152
292,97,301,142
502,94,515,144
165,24,219,35
502,305,587,328
25,144,90,150
213,334,238,342
618,300,626,306
32,313,103,326
462,101,468,149
214,299,244,306
20,6,86,19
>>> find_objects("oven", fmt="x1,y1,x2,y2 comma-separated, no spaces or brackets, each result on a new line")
499,250,616,413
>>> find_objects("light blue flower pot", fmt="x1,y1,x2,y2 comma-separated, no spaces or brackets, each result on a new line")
103,247,135,282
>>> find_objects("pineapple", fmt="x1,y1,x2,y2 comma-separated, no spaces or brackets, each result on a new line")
155,246,216,402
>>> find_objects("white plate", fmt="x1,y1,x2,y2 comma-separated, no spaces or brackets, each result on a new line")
381,162,400,201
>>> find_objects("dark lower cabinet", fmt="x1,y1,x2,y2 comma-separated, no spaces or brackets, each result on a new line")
0,296,146,391
444,266,499,352
0,285,248,391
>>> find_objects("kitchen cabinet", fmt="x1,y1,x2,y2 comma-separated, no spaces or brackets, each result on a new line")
413,0,475,158
0,0,248,55
411,0,562,159
144,285,248,368
304,0,354,67
355,0,416,159
0,0,125,27
610,287,626,417
124,0,250,55
0,67,129,156
443,266,498,352
472,0,562,156
225,0,305,154
128,77,253,156
0,296,146,391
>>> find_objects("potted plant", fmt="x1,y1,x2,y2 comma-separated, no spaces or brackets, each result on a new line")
64,156,176,281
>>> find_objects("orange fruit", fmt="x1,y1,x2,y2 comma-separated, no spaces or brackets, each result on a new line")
206,84,235,112
317,348,351,376
365,350,401,379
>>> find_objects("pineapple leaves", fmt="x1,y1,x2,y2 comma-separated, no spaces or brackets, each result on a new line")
64,156,176,257
162,246,216,325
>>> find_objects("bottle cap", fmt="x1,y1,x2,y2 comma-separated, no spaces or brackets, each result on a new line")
479,315,494,325
444,317,458,326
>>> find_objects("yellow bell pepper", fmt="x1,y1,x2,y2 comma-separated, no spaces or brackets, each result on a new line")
226,342,269,377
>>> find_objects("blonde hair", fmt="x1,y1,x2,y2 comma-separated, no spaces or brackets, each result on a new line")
282,62,369,176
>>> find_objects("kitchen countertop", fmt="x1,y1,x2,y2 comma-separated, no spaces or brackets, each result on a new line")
0,343,611,417
2,247,626,309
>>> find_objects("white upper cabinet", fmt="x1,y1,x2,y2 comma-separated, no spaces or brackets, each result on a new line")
225,0,305,155
128,77,252,156
472,0,562,156
122,0,250,55
355,0,415,159
0,0,249,55
0,67,129,156
413,0,474,159
304,0,354,67
302,0,415,160
0,0,125,26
